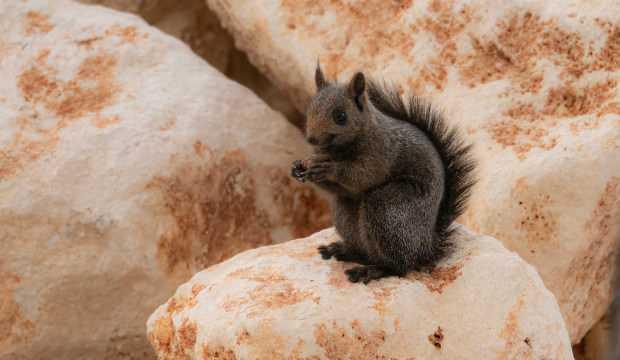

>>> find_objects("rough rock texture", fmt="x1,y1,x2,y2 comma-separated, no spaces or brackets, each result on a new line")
147,227,573,360
0,1,329,359
206,0,620,342
79,0,303,126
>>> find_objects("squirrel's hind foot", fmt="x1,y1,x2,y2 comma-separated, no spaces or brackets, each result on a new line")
345,265,396,284
318,241,368,264
318,241,348,260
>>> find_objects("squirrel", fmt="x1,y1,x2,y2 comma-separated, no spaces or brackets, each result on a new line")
291,63,476,284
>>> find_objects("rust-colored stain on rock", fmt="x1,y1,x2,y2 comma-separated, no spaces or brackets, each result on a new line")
202,344,236,360
596,102,620,118
511,177,559,246
19,52,119,119
543,80,618,118
371,286,396,316
459,37,516,89
90,114,120,129
281,0,414,78
563,177,620,339
314,319,387,359
163,282,206,318
228,318,289,359
488,103,558,160
269,169,331,239
166,294,198,315
289,339,322,360
148,149,273,275
0,269,35,351
177,319,197,350
449,10,619,158
235,328,250,346
248,281,317,312
410,262,464,294
76,36,104,48
411,1,474,92
459,11,590,90
223,265,318,316
498,295,533,359
593,20,620,72
191,284,206,297
148,315,175,356
24,11,53,35
105,25,144,43
421,1,473,44
2,50,120,179
148,314,199,359
428,326,444,349
148,146,329,276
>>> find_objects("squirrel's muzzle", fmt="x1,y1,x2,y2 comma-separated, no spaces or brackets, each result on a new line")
306,134,335,147
307,136,320,145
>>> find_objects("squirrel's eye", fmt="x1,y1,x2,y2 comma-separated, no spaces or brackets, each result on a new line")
333,110,347,126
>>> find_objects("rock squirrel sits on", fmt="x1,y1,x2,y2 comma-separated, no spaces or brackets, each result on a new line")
291,64,476,284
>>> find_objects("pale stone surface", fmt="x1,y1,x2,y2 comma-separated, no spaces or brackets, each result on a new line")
147,226,573,360
80,0,304,126
0,1,329,359
206,0,620,342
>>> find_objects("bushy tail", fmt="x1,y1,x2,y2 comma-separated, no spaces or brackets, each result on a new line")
367,81,476,242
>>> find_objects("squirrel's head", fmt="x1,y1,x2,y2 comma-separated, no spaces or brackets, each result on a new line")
304,63,371,150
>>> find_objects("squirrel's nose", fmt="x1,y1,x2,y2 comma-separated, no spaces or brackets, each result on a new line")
307,136,319,145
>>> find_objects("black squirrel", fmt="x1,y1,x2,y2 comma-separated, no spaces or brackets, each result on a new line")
292,64,476,284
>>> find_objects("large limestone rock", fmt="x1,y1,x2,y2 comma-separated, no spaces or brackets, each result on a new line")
0,1,329,358
147,227,573,359
79,0,304,127
206,0,620,341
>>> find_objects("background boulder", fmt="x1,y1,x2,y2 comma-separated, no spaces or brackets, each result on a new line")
79,0,304,127
0,1,328,358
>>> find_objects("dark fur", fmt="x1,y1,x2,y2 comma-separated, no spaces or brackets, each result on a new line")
366,80,476,248
292,65,476,284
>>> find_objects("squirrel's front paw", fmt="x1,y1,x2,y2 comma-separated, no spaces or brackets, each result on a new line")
305,155,334,183
291,160,308,182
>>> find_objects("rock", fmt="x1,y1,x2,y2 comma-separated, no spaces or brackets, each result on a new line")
206,0,620,342
0,1,329,358
147,226,573,359
79,0,304,127
78,0,157,14
573,316,610,360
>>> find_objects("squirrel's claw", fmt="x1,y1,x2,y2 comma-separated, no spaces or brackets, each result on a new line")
345,265,392,284
305,161,333,183
291,160,307,182
318,241,348,260
317,245,333,259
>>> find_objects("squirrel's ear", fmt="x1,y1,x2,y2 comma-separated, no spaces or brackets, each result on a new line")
348,72,366,111
315,62,328,91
